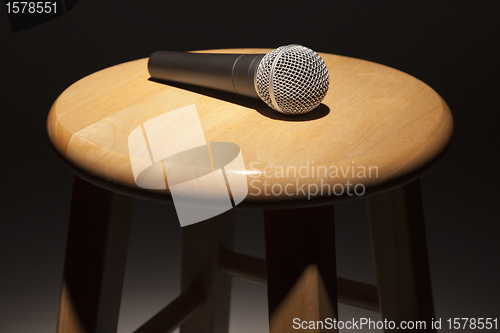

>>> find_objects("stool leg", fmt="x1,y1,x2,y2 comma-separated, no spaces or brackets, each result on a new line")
180,211,235,333
366,179,435,332
264,205,338,333
56,176,133,333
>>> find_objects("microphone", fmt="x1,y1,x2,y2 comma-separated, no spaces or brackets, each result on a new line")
148,44,329,115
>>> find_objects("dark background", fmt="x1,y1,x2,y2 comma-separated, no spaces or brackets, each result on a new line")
1,1,498,332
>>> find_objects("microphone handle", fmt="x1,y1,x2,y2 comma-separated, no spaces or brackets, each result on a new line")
148,51,265,98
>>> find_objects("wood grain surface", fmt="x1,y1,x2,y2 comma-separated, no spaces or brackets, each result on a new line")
47,49,453,207
56,176,133,333
264,205,338,332
367,179,436,332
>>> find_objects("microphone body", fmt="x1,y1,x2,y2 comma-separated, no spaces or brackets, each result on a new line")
147,45,329,115
148,51,264,99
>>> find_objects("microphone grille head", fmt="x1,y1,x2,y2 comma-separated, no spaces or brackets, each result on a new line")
255,45,329,115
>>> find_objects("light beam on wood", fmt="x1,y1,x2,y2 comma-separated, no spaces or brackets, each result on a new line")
219,250,380,313
133,285,205,333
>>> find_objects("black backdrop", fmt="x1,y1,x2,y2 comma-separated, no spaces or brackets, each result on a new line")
0,1,499,332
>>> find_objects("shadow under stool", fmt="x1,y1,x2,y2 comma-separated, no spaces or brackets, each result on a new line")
47,48,453,333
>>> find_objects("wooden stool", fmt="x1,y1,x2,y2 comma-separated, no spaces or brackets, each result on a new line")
47,49,453,333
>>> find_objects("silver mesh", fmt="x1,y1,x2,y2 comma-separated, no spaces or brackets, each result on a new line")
255,45,329,115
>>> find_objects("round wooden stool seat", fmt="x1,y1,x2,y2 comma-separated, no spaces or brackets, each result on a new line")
47,49,453,208
48,49,453,333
